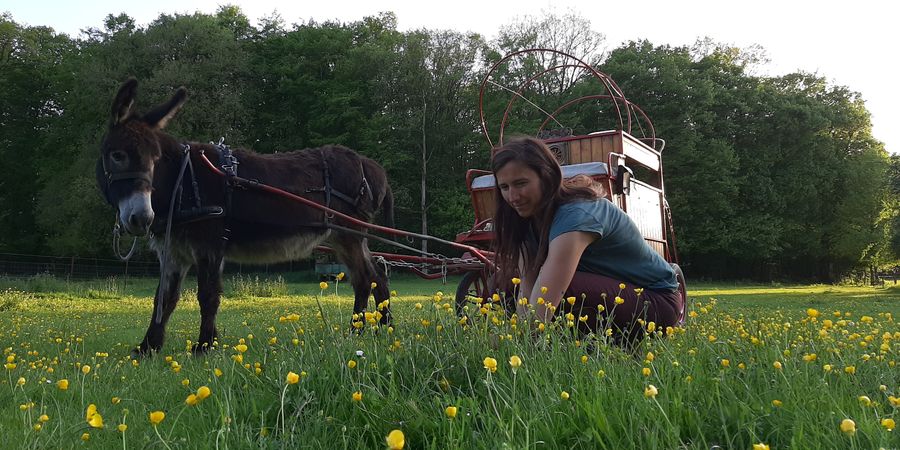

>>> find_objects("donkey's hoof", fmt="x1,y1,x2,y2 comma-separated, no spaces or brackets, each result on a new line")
130,345,157,359
191,342,215,355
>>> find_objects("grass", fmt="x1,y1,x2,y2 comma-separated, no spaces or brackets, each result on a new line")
0,274,898,449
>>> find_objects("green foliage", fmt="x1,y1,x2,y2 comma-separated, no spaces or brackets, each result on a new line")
0,9,893,281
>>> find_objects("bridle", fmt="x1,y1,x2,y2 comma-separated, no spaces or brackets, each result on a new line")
102,156,153,261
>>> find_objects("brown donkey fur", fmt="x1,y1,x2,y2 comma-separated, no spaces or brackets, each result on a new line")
96,78,394,355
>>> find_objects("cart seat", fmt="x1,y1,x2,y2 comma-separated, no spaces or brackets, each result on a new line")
470,161,609,189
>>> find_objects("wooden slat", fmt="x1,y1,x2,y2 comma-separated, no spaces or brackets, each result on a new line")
569,139,583,164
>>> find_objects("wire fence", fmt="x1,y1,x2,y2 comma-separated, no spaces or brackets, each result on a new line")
0,252,316,281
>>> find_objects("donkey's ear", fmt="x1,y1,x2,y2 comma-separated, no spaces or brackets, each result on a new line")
143,87,187,130
111,78,139,126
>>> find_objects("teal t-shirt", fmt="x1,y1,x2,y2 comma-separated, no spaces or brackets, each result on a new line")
549,199,678,291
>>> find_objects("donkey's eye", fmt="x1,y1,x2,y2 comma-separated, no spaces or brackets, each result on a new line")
110,151,127,163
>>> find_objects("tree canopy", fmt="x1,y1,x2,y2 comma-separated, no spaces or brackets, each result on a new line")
0,8,893,281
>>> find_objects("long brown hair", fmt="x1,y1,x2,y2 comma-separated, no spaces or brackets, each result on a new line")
491,137,602,287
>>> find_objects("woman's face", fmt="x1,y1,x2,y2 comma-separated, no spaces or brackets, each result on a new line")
496,160,543,218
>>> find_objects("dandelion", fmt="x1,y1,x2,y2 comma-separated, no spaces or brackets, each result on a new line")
286,371,300,385
882,418,895,431
509,355,522,371
483,357,498,373
386,429,405,450
352,391,363,402
644,385,658,398
445,406,458,418
840,418,856,436
149,411,165,425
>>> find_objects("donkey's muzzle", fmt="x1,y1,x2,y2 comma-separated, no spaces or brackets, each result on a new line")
125,211,154,236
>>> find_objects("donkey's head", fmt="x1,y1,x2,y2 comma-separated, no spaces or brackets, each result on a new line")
97,78,187,236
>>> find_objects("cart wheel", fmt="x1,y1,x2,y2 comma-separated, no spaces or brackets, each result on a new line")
455,271,489,317
671,263,687,326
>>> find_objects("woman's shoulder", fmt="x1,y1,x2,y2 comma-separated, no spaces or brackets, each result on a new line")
557,198,613,215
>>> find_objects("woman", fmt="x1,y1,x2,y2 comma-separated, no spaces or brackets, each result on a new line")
491,137,681,344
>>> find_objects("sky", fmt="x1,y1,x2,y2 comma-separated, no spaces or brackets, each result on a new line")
4,0,897,154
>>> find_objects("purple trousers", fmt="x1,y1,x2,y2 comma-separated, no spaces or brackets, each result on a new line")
558,271,681,345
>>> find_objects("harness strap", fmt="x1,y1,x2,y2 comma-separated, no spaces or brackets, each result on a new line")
306,151,373,215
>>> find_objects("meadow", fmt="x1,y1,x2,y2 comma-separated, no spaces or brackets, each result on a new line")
1,273,898,449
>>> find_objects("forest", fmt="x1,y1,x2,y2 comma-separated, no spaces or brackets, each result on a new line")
1,7,897,281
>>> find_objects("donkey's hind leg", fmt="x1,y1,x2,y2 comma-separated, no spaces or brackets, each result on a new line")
332,234,392,328
136,255,189,357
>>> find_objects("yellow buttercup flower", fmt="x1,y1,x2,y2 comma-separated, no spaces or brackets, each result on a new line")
352,391,363,402
858,395,871,407
753,444,770,450
149,411,165,425
185,394,199,406
721,359,730,368
117,424,127,433
540,286,548,294
336,272,345,281
882,418,895,431
614,296,624,305
560,391,570,400
386,429,405,450
81,365,91,375
840,418,856,435
806,308,819,318
56,379,69,391
286,371,300,385
319,281,328,290
483,357,498,373
644,385,658,398
511,277,521,285
772,361,782,370
348,360,357,369
39,414,49,423
234,344,248,353
509,355,522,370
445,406,458,418
81,433,90,441
197,386,211,400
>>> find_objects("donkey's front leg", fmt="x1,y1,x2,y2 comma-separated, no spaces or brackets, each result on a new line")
193,252,224,354
136,258,189,357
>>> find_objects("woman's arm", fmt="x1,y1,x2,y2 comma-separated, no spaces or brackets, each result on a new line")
528,231,597,322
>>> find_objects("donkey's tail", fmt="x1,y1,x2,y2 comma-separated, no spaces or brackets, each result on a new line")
380,183,395,229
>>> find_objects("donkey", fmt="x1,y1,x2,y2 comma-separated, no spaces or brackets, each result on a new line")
96,78,394,355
